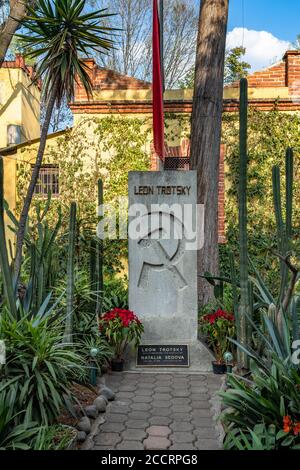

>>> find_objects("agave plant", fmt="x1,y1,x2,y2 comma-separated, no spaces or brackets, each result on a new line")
14,0,115,279
4,192,63,316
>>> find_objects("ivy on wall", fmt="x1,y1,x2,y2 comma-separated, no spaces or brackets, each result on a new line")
17,116,151,274
221,107,300,290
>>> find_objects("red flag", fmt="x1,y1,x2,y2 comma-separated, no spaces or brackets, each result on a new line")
152,0,164,160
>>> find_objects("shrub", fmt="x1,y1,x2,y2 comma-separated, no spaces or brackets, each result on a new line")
99,308,144,360
200,309,235,363
33,424,77,450
0,311,84,425
102,276,128,310
221,355,300,450
0,385,40,450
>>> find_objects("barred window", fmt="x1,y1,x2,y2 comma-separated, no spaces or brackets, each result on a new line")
33,165,59,196
164,157,190,171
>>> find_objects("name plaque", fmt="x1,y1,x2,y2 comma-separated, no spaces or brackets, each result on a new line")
137,345,189,367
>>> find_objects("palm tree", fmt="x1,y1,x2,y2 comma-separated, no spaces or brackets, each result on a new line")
14,0,115,279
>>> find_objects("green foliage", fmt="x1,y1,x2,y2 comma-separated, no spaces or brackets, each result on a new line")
17,116,150,276
179,46,250,88
200,310,235,363
55,269,114,381
5,193,63,315
0,157,18,319
102,276,128,311
224,47,250,84
0,311,84,425
224,423,277,450
33,424,77,450
18,0,114,105
99,309,144,360
0,386,40,450
221,355,300,450
221,107,300,290
65,202,76,343
238,78,251,368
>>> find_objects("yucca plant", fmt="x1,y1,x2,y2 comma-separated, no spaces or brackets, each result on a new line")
0,310,84,425
14,0,115,279
0,385,40,450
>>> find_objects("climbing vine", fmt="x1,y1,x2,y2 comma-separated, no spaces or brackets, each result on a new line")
221,107,300,289
16,116,151,274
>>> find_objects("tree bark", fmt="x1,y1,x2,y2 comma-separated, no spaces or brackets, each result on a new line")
14,81,58,280
190,0,229,307
0,1,28,67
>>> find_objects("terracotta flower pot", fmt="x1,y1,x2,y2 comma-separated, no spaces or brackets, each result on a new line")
111,358,124,372
212,361,227,375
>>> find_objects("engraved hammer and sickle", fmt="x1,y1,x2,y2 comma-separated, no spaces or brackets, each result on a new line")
137,212,187,290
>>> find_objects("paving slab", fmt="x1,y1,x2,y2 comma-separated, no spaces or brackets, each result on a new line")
90,372,222,451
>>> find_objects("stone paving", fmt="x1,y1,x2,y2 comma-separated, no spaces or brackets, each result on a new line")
92,372,223,450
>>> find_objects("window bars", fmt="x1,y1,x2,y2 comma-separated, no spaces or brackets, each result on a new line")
33,165,59,197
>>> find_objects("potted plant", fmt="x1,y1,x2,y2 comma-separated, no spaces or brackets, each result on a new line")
200,309,235,374
99,308,144,371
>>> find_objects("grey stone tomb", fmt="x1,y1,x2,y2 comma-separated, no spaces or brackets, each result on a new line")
128,171,213,371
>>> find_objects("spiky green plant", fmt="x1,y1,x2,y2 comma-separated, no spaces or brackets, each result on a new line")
64,202,76,343
14,0,115,280
1,310,84,426
96,179,104,316
4,192,63,316
237,78,251,369
0,157,17,319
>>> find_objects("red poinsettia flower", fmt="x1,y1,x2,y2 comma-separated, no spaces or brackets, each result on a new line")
202,309,234,325
283,415,293,433
293,422,300,436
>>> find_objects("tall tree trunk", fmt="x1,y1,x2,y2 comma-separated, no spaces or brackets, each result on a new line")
190,0,229,307
14,82,58,280
0,0,28,67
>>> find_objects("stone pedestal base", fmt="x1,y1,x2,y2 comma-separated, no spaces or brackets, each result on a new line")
125,340,214,373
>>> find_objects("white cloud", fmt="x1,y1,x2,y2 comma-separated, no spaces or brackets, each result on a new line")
226,27,291,72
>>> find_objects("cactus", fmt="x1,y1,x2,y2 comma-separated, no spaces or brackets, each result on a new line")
96,179,103,316
89,238,96,290
64,202,76,343
237,78,251,369
0,157,17,318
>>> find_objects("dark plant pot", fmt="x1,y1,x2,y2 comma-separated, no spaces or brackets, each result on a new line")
212,361,227,375
111,359,124,372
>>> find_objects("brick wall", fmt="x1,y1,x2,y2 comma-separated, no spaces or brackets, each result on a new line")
285,50,300,96
227,50,300,96
74,58,151,101
246,61,286,88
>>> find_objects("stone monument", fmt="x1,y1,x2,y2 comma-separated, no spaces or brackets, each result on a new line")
128,170,213,371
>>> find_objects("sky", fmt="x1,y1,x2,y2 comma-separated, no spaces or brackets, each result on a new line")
226,0,300,71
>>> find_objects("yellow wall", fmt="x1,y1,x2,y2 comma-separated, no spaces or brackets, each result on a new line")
89,85,290,103
0,66,40,248
0,68,40,147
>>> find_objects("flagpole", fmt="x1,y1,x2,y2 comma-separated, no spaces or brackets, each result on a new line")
152,0,165,168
